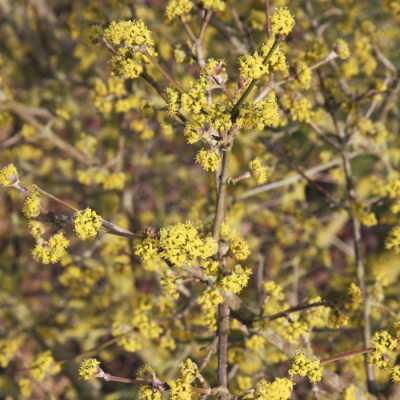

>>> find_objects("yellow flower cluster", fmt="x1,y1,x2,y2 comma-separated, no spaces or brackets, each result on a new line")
389,366,400,383
263,281,284,300
255,377,293,399
345,283,363,312
261,40,288,72
236,97,279,131
180,358,198,382
184,116,205,144
159,222,218,266
385,225,400,253
165,0,193,21
328,310,349,329
78,358,101,380
246,335,267,351
0,163,18,187
290,60,312,90
74,208,103,240
0,337,24,368
210,103,233,131
166,86,181,115
249,158,268,185
109,49,143,79
270,7,295,37
289,98,314,123
140,386,161,400
229,237,251,260
357,117,388,144
197,288,223,331
282,320,308,342
160,272,179,299
140,100,155,117
104,20,154,49
289,350,324,383
135,237,160,261
32,232,70,264
195,149,221,172
86,25,104,44
30,350,60,382
181,81,209,114
59,265,105,297
385,179,400,198
22,192,42,219
333,39,351,60
198,0,225,12
239,52,269,80
350,201,377,227
249,10,266,31
169,379,192,400
220,264,252,294
342,385,356,400
75,133,98,156
112,322,142,352
202,260,220,276
21,124,37,139
368,330,397,369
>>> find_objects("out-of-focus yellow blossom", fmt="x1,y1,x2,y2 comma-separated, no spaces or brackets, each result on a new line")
0,337,24,368
103,172,126,190
342,385,356,400
180,358,198,382
32,232,69,264
78,358,101,380
389,366,400,383
328,310,349,329
236,97,279,131
198,0,225,12
282,320,308,342
239,52,269,80
385,225,400,253
195,149,221,172
0,163,18,187
197,288,223,331
385,180,400,198
249,158,268,185
249,10,266,31
220,265,252,294
229,237,251,260
306,39,329,64
169,379,192,400
246,335,267,351
290,60,312,90
75,133,98,157
104,20,154,49
86,25,104,44
345,283,363,311
19,378,32,398
165,0,193,21
74,208,102,240
22,192,41,219
140,100,155,117
334,39,351,59
289,98,314,123
289,350,323,383
30,351,59,382
350,202,377,227
270,7,295,37
255,377,293,399
357,117,388,144
20,124,37,139
263,281,284,300
160,273,179,299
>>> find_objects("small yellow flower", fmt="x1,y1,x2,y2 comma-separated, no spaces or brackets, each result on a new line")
74,208,103,240
270,7,295,37
289,350,323,383
263,281,284,300
249,158,268,185
255,378,293,399
239,52,269,80
78,358,101,380
334,39,351,60
22,192,42,219
165,0,193,22
140,100,155,117
220,265,252,294
169,379,192,400
104,20,154,49
195,149,221,172
180,358,198,382
0,163,19,187
32,232,70,264
229,238,251,260
198,0,225,12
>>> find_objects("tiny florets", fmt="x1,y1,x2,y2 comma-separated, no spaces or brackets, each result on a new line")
334,39,351,60
0,163,19,187
22,192,42,219
104,20,154,49
74,208,103,240
249,158,268,185
289,350,323,383
195,149,221,172
165,0,193,22
220,265,252,294
270,7,295,37
32,232,70,264
229,237,251,260
78,358,101,380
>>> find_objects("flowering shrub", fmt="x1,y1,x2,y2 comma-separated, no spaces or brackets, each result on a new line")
0,0,400,399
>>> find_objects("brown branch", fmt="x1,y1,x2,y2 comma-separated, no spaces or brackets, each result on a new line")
265,0,271,40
